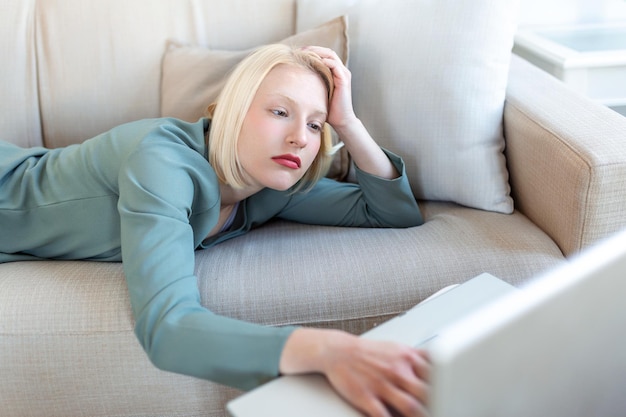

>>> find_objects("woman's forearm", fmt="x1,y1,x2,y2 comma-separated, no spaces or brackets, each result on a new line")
279,327,352,375
333,117,400,180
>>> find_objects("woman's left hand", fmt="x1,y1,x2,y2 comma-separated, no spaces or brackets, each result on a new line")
304,46,357,132
304,45,399,180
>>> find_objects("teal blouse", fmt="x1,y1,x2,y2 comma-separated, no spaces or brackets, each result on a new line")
0,117,423,390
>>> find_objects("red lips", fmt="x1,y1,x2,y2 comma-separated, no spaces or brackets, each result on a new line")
272,154,301,169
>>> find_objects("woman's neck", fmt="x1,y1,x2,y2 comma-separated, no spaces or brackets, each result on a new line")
219,182,261,206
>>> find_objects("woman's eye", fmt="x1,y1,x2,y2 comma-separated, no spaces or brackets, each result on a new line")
272,109,287,117
308,123,322,132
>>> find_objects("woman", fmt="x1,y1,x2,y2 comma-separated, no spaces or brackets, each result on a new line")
0,44,428,417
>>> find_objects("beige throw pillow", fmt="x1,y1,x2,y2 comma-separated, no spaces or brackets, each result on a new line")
160,16,351,180
161,16,348,123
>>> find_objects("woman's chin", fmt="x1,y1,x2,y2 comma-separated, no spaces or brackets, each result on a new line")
263,175,304,192
267,182,297,192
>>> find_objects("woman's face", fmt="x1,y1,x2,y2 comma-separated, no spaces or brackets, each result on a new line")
237,64,327,192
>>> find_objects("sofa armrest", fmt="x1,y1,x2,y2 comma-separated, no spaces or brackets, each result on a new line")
504,55,626,257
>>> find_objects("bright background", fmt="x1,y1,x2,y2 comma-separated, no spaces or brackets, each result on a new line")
519,0,626,26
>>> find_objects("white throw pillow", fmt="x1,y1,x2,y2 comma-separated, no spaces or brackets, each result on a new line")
297,0,518,214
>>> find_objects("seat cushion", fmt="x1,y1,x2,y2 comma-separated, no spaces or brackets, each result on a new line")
0,204,564,339
194,202,564,334
0,202,564,416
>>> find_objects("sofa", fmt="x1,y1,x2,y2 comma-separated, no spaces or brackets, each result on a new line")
2,0,626,416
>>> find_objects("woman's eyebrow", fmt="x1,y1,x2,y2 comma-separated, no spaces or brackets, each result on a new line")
270,93,327,118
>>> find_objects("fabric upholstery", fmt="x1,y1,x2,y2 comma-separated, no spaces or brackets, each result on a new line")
0,0,42,148
34,0,297,149
161,16,348,123
0,202,564,416
3,0,626,415
0,261,241,416
505,56,626,256
0,205,563,336
195,202,564,330
296,0,519,214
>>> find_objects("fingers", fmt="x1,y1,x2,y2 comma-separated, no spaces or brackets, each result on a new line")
384,350,430,416
302,45,343,62
335,379,394,417
302,45,350,78
355,376,430,417
372,346,431,417
324,337,431,417
412,349,431,389
383,386,429,417
301,45,355,129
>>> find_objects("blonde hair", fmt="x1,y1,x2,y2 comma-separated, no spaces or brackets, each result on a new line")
207,44,338,193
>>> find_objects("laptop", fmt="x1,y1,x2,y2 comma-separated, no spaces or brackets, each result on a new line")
227,229,626,417
227,273,516,417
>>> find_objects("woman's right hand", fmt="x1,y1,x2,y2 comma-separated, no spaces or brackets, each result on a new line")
279,328,430,417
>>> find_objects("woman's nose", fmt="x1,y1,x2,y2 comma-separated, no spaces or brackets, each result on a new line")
288,123,308,148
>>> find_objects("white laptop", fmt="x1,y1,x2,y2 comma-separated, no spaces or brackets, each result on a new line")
227,229,626,417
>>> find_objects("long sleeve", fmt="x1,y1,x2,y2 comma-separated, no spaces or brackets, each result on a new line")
117,147,420,391
253,149,423,228
116,126,296,391
2,118,422,391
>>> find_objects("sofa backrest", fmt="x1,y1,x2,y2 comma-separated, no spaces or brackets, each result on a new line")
2,0,519,214
1,0,43,148
1,0,306,149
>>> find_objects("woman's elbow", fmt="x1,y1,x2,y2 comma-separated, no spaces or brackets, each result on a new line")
391,203,424,228
133,316,175,373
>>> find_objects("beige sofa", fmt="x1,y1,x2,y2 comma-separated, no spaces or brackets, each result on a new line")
2,0,626,416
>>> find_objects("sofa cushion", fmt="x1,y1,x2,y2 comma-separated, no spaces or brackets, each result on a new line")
0,1,42,148
0,203,564,416
193,203,564,332
161,16,348,123
296,0,519,214
0,260,240,416
34,0,298,149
